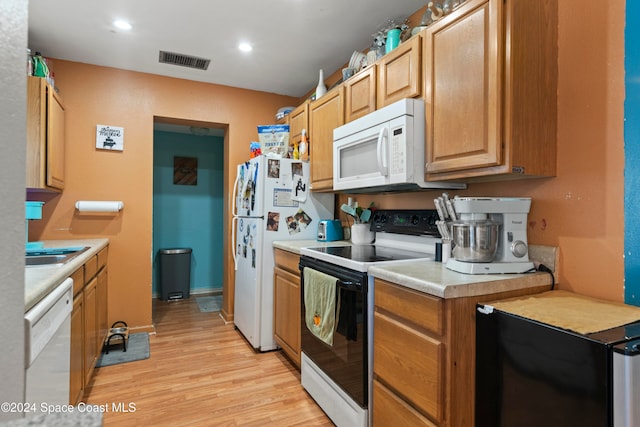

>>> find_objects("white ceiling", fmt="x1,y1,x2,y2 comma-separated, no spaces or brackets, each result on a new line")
28,0,425,99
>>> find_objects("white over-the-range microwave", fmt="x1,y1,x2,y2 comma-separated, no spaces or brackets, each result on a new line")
333,98,465,192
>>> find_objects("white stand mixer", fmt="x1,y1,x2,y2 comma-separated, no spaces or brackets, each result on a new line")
445,197,535,274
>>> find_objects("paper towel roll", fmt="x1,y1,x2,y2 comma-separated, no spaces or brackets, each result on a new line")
75,201,124,212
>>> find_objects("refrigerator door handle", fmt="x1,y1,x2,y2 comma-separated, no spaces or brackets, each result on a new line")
232,216,239,271
232,170,240,217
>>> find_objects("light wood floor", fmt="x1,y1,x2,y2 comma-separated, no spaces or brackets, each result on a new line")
84,297,333,426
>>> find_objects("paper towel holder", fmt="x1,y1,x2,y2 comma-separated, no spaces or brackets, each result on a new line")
75,200,124,213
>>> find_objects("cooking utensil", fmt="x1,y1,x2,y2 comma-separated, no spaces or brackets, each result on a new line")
340,203,357,217
450,220,498,262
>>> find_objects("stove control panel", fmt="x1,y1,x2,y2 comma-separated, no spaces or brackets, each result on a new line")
370,209,440,236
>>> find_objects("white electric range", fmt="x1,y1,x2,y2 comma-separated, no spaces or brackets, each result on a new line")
299,209,440,427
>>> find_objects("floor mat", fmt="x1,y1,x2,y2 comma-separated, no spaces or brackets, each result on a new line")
96,333,150,367
196,295,222,313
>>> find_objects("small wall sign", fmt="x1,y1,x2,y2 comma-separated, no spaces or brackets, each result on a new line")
96,125,124,151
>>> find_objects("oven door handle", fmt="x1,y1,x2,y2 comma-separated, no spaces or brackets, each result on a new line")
337,280,360,291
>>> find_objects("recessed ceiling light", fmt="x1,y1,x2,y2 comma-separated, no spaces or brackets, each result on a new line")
113,20,132,31
238,42,253,52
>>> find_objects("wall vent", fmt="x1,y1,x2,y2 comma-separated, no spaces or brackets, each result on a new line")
158,51,211,70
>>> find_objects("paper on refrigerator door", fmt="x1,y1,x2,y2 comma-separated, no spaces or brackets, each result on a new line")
291,174,308,202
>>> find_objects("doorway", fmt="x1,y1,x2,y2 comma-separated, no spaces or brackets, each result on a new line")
151,118,226,303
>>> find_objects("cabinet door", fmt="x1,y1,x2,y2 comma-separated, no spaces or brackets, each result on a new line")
97,267,108,355
289,102,309,161
83,277,98,387
425,0,502,174
309,87,344,191
26,77,46,189
25,76,65,191
273,265,301,367
344,65,377,123
47,88,65,189
377,34,422,109
374,310,444,423
70,293,84,405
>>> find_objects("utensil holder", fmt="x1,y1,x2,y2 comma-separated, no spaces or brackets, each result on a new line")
351,224,375,245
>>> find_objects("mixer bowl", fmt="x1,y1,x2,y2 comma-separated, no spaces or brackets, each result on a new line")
450,220,499,262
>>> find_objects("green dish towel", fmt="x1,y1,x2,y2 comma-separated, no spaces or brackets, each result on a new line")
304,267,338,346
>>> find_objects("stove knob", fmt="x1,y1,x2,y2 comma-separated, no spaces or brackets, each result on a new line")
411,215,419,225
380,214,388,223
511,240,528,258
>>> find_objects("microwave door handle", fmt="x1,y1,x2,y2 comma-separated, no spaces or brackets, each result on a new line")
376,127,389,176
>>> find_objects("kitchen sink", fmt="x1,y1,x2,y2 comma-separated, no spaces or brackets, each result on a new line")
25,246,90,267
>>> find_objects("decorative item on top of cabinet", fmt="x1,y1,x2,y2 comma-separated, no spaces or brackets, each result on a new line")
309,86,344,191
372,277,551,426
344,64,377,123
288,102,309,161
424,0,557,182
26,76,65,191
377,33,422,109
273,248,302,368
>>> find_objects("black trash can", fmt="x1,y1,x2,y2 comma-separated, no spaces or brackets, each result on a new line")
158,248,192,300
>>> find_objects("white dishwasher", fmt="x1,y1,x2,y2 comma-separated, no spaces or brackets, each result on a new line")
24,277,73,405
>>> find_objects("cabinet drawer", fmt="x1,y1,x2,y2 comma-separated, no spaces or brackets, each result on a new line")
70,267,84,297
97,246,108,271
274,249,300,274
374,311,444,422
84,255,97,282
373,379,437,427
375,279,443,335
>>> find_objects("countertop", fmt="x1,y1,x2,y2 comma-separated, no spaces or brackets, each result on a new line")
25,239,109,312
274,239,552,299
369,262,551,299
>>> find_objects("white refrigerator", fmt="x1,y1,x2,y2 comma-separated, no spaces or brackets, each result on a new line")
232,155,334,351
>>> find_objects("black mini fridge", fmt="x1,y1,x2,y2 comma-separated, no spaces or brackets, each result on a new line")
475,291,640,427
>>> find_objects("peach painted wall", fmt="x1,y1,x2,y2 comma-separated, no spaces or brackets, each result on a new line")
337,0,626,303
31,62,297,330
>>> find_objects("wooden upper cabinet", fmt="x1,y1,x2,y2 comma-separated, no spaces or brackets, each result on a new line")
288,101,309,162
309,87,344,191
27,76,65,191
344,64,377,123
425,0,557,181
377,34,422,109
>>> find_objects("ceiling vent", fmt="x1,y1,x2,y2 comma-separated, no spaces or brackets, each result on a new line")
158,51,211,70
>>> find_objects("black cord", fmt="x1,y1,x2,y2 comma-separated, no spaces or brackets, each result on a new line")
537,264,555,290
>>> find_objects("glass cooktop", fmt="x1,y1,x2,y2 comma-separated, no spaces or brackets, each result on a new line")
305,245,431,263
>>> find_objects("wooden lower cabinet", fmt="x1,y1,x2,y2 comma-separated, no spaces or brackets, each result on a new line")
69,290,84,405
69,245,109,404
273,248,301,368
372,278,550,426
97,267,109,356
83,277,98,388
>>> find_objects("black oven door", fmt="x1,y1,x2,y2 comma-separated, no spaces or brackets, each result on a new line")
299,255,368,408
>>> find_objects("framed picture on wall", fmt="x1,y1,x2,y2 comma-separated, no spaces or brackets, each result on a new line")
174,156,198,185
